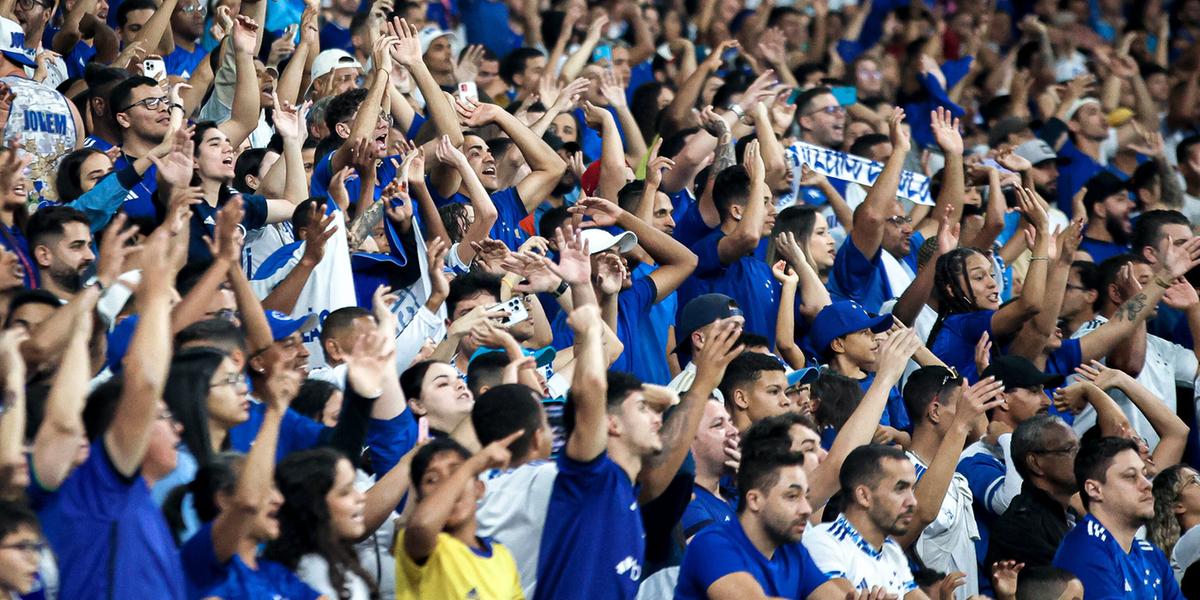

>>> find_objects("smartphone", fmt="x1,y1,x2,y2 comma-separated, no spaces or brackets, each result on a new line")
285,23,299,44
488,297,530,327
721,46,738,65
830,86,858,106
979,158,1015,175
786,88,802,105
457,81,479,104
592,44,613,67
142,57,166,82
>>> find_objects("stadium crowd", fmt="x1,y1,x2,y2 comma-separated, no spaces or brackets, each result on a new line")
2,0,1200,597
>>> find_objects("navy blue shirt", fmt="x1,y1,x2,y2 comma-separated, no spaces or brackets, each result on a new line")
678,229,780,347
550,276,662,382
1056,139,1103,217
930,310,994,383
181,522,320,600
676,519,831,600
535,452,645,600
1053,514,1183,599
39,440,186,599
188,193,269,264
828,238,893,315
428,185,529,250
164,43,207,77
679,485,737,540
318,21,354,52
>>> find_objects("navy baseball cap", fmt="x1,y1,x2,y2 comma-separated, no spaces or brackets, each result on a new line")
808,301,892,356
676,294,744,353
265,310,318,341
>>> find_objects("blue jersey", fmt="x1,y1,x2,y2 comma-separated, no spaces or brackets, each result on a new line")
1053,515,1182,600
678,229,780,347
676,519,830,600
1079,237,1130,264
535,452,645,600
428,184,530,250
181,523,320,600
828,238,892,315
930,310,995,384
680,485,737,539
549,277,661,381
39,440,186,599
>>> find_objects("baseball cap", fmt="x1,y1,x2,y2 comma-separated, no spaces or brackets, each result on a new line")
786,366,820,387
1082,171,1130,209
469,345,557,367
0,18,35,68
265,310,318,341
418,26,457,55
1064,97,1101,121
1014,139,1058,166
310,49,363,81
676,294,744,353
987,117,1030,148
808,301,892,356
981,355,1064,390
579,228,638,255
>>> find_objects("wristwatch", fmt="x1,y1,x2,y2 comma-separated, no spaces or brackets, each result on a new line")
551,280,569,298
729,104,746,121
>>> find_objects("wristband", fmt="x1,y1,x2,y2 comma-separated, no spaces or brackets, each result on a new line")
552,279,569,298
1155,276,1174,289
729,104,746,120
169,103,184,112
1028,256,1049,262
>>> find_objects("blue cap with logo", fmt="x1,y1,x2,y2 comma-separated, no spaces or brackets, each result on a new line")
808,301,892,356
265,310,318,341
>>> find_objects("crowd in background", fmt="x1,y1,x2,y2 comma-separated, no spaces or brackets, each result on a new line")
3,0,1200,597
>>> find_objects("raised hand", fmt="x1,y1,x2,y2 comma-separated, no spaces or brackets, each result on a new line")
300,202,336,268
470,429,524,472
771,259,798,286
1074,359,1131,391
96,214,140,287
930,106,962,155
148,139,196,188
468,239,511,275
1163,277,1200,310
974,330,991,375
570,196,623,228
757,27,787,65
500,251,561,293
957,376,1005,426
231,15,258,54
580,100,612,129
887,107,911,155
692,318,744,386
204,196,246,264
594,252,627,295
547,224,592,286
273,95,311,142
1162,236,1200,279
433,134,469,169
1052,381,1095,414
262,353,303,412
744,139,764,183
1015,187,1049,233
875,326,921,382
426,236,450,301
598,69,627,108
990,561,1024,600
456,44,485,83
345,329,398,397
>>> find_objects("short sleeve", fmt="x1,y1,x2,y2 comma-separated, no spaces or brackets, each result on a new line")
394,529,426,590
1172,341,1199,384
179,523,225,592
310,152,333,197
797,546,832,598
956,454,1005,516
692,230,727,276
240,194,269,231
630,276,658,312
800,530,847,579
678,529,752,593
830,237,879,295
277,408,326,457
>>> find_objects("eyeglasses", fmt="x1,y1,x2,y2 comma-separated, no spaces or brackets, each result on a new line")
179,2,207,14
1182,473,1200,491
857,69,883,80
0,540,47,555
209,373,243,389
805,105,845,117
886,215,913,226
16,0,52,9
1034,443,1080,456
119,95,169,113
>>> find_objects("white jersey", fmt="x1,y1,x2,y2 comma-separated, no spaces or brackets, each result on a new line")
1,75,77,202
908,452,979,599
803,514,918,596
476,460,558,598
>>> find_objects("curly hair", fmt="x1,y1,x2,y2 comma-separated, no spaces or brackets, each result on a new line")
1149,465,1191,558
264,448,379,600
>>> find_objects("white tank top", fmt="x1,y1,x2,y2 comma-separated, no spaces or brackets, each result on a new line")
1,75,77,202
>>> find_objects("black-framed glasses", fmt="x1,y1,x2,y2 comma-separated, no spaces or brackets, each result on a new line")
209,373,242,389
805,105,845,117
16,0,53,10
886,215,913,226
119,95,169,113
0,540,47,554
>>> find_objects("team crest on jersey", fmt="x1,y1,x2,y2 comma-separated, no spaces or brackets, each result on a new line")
616,556,642,581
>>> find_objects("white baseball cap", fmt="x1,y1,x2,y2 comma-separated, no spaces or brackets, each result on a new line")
0,17,35,68
310,49,363,81
1064,97,1101,121
580,228,638,255
418,26,458,55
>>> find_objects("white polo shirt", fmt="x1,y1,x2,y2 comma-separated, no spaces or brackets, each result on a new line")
803,514,918,596
476,460,558,599
907,452,980,599
1071,316,1198,449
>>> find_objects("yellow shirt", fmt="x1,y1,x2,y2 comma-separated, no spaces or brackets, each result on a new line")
395,530,524,600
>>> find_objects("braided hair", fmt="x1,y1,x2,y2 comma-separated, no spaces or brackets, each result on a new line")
927,247,989,349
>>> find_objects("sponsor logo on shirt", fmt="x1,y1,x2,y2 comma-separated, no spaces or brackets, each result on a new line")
616,555,642,581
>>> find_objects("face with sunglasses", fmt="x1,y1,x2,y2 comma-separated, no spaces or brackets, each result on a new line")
798,92,846,148
881,201,914,258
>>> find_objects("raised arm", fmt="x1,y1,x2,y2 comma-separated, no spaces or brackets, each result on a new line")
917,108,964,237
0,330,27,491
132,0,180,54
809,329,920,510
559,15,608,82
640,320,742,502
104,226,179,477
30,298,95,491
990,188,1050,338
895,375,1004,548
717,141,768,264
277,5,317,104
850,109,910,259
210,361,299,562
460,102,566,213
581,101,627,203
1076,361,1189,470
331,37,392,174
218,16,263,149
772,261,805,369
598,70,648,164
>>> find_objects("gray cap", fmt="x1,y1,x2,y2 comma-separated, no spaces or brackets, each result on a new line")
1015,139,1057,166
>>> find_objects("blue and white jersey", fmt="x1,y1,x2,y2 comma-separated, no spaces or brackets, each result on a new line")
802,514,917,596
1053,514,1183,600
1,76,77,202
